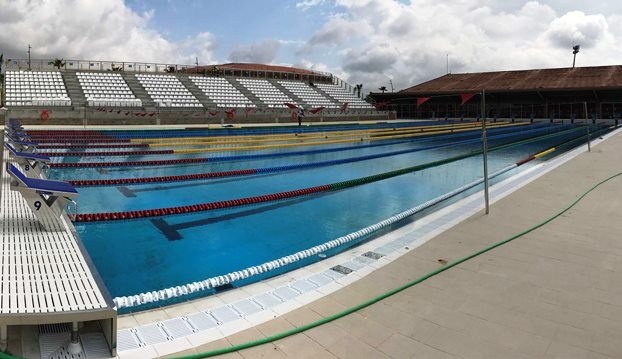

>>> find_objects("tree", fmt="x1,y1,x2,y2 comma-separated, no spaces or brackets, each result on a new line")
110,63,123,71
53,58,66,70
209,65,222,77
378,86,387,93
354,84,363,98
165,66,176,73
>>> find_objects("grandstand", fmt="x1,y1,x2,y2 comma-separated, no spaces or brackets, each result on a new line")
4,71,71,107
237,78,293,108
278,80,337,108
190,76,254,108
315,83,375,108
77,72,141,107
1,59,386,124
135,74,202,108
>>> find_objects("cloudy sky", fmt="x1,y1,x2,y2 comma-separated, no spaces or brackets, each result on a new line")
1,0,621,92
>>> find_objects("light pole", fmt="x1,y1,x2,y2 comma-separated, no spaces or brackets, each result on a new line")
481,89,490,214
27,44,31,70
572,45,580,68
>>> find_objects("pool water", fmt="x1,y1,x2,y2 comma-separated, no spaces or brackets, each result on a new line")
41,121,605,311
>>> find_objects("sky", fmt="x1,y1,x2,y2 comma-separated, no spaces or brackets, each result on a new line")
1,0,622,93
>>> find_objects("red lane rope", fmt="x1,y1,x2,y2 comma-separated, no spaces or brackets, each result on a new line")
68,169,257,186
43,149,173,157
74,185,331,222
37,143,149,149
50,158,208,168
31,138,133,143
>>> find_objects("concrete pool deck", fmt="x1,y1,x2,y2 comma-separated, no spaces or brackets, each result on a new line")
160,128,622,358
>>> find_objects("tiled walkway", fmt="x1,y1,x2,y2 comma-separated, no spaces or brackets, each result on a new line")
167,129,622,358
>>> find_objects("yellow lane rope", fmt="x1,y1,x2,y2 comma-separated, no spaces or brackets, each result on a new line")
147,122,528,148
172,122,528,154
131,122,507,144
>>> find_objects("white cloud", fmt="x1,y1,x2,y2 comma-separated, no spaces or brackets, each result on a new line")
228,39,281,64
296,0,326,11
300,0,622,93
0,0,216,65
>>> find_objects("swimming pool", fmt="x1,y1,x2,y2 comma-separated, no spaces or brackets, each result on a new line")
34,121,608,312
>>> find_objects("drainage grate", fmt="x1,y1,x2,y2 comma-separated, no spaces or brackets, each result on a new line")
362,251,385,260
330,265,353,275
39,323,71,334
186,312,218,331
162,317,195,338
231,299,263,317
81,332,111,358
209,306,241,324
134,323,169,345
117,329,143,351
272,286,301,302
253,292,283,309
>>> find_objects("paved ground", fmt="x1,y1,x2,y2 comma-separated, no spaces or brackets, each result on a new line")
166,129,622,358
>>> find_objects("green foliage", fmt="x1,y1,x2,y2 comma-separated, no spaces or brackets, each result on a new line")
53,58,66,70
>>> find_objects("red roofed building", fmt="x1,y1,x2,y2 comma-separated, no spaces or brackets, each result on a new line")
181,63,334,84
370,66,622,121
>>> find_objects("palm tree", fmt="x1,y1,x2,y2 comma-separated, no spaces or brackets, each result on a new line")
53,58,66,70
378,86,387,93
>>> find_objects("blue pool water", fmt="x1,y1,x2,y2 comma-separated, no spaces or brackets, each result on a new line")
42,121,605,311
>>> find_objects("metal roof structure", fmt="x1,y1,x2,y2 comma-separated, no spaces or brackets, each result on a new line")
399,65,622,95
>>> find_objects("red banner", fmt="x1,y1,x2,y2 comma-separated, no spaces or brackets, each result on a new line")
284,102,298,109
460,93,477,105
209,111,220,116
340,102,349,113
310,106,325,114
416,97,430,109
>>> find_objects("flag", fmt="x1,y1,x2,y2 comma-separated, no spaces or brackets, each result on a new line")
284,102,298,109
375,101,388,110
209,111,220,116
310,106,325,114
461,93,477,105
416,97,430,108
245,107,253,114
340,102,349,113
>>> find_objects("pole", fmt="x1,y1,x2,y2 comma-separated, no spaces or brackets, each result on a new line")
27,44,32,71
584,101,591,152
481,89,490,214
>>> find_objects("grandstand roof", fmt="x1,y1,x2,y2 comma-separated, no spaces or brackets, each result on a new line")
400,65,622,95
219,63,321,75
186,63,325,76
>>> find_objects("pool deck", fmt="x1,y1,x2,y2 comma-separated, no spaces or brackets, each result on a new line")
159,128,622,358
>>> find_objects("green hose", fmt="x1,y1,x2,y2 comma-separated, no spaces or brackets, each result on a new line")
172,171,622,359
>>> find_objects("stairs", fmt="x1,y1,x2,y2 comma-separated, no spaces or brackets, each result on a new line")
62,71,86,107
121,73,154,110
176,74,215,108
227,78,264,108
270,80,303,106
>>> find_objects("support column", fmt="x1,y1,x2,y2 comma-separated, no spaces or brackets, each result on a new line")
0,325,8,351
68,321,82,354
